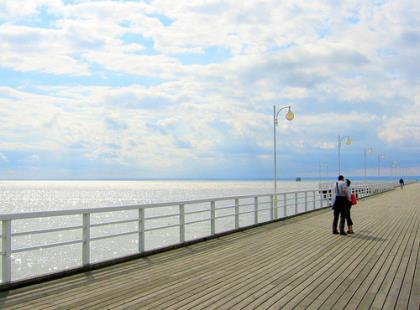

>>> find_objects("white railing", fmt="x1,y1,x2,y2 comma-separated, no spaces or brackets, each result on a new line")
0,182,395,284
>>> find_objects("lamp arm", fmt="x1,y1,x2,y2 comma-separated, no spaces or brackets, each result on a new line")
340,135,350,142
275,106,290,119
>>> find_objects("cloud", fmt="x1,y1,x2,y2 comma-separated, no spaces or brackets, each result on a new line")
399,31,420,48
23,154,41,163
0,24,90,75
0,0,419,178
0,1,44,19
0,152,8,162
377,90,420,147
105,118,128,131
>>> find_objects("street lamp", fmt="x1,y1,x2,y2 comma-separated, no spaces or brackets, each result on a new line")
337,135,352,176
390,160,399,180
273,105,294,193
318,161,328,186
363,147,375,182
377,153,386,176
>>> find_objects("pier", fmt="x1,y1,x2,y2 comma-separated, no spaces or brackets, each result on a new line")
0,183,418,309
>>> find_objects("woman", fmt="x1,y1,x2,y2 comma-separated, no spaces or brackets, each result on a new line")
345,179,354,234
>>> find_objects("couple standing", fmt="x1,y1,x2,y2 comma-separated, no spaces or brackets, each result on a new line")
332,175,354,235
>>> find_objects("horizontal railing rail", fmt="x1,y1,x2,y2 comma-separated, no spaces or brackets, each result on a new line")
0,182,397,284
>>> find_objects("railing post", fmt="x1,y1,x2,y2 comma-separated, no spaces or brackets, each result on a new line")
294,193,298,214
329,190,333,205
304,192,308,212
82,213,90,266
179,204,185,243
273,194,278,219
284,194,287,217
320,191,323,208
313,191,316,209
270,195,274,220
2,220,11,283
254,197,258,224
326,190,330,205
138,208,145,253
210,201,216,235
234,199,239,229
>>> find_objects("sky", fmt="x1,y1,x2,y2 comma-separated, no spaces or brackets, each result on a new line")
0,0,419,180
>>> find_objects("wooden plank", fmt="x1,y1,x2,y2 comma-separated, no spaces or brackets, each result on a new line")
356,211,416,308
382,216,419,309
153,216,363,310
258,209,405,309
2,230,266,308
147,208,386,310
329,210,416,309
338,193,419,310
81,225,324,309
329,208,416,309
283,210,403,309
36,224,315,309
62,212,340,308
408,226,420,310
234,214,385,308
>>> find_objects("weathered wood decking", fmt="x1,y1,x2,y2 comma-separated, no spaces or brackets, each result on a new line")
0,183,419,309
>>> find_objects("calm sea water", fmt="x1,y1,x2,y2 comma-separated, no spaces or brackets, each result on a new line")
0,180,322,214
0,180,325,282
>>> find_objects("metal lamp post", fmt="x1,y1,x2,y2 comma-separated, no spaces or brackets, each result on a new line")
363,147,374,182
337,135,352,176
273,105,294,193
377,153,386,176
390,160,399,180
318,161,328,186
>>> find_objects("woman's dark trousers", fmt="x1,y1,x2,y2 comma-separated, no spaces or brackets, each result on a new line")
345,205,353,226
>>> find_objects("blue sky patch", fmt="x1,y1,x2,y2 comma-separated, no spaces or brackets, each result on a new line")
120,33,157,55
146,13,174,27
174,46,231,65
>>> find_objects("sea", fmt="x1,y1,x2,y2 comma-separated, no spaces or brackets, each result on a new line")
0,179,322,214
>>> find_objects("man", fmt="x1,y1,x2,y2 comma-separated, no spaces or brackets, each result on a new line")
332,175,348,235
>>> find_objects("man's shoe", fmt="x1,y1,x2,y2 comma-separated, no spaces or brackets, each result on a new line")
347,230,354,234
333,231,339,235
339,232,347,236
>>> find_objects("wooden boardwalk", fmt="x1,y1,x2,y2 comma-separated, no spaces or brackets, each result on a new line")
0,183,419,309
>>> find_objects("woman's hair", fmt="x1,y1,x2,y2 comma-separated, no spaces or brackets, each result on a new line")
346,179,351,186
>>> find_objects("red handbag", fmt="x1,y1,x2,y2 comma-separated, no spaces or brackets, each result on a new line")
351,193,357,205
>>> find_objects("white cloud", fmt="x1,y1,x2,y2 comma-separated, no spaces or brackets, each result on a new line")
0,0,419,178
0,152,8,162
378,88,420,146
0,24,90,75
0,0,49,19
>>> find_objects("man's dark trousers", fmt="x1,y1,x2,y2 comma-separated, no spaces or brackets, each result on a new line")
333,196,347,233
